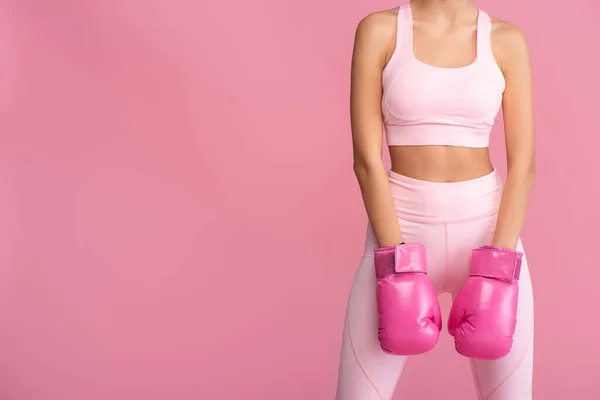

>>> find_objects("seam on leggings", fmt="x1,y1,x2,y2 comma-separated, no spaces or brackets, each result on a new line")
443,222,449,292
389,357,407,397
470,325,534,400
483,326,534,399
470,359,484,399
346,295,385,400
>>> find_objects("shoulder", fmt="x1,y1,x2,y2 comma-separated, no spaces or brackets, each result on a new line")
354,7,398,45
489,16,530,58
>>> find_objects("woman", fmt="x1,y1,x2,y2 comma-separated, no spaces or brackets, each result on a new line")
335,0,535,399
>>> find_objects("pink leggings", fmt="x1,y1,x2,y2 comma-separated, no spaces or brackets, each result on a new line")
335,169,534,399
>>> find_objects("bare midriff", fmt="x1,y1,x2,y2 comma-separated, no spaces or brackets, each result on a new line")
389,145,494,182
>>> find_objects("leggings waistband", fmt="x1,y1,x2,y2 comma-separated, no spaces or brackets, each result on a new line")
387,168,504,224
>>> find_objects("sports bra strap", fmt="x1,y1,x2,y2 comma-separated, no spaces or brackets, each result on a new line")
476,10,494,61
395,3,413,60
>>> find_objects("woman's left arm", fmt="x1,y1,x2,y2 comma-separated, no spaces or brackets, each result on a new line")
491,23,536,250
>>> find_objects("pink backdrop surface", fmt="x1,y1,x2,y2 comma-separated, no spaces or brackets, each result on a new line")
0,0,599,399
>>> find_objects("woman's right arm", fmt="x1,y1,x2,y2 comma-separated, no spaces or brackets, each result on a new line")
350,12,403,247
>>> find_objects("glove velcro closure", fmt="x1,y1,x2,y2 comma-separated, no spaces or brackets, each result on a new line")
374,243,427,280
470,247,523,281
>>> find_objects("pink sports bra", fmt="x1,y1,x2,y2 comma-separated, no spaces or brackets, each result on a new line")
382,2,506,148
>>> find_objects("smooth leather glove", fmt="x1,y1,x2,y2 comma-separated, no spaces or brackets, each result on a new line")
374,243,442,355
448,245,523,360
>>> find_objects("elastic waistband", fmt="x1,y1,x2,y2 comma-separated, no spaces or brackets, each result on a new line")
388,168,501,190
387,168,504,223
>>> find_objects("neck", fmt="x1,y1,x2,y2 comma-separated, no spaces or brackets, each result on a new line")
410,0,475,19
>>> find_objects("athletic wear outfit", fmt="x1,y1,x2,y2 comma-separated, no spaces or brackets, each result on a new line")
335,3,534,399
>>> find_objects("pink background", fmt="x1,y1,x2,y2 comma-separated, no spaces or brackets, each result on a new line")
0,0,599,399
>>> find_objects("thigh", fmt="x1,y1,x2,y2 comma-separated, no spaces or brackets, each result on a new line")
335,243,406,400
469,242,534,400
335,220,447,400
446,217,534,399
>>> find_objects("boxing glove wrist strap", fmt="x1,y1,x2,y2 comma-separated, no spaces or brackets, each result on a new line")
470,247,523,281
374,243,427,279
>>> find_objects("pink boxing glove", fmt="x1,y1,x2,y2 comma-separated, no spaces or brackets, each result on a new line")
374,243,441,355
448,246,523,360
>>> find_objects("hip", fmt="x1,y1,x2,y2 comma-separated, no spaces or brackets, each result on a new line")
387,168,504,224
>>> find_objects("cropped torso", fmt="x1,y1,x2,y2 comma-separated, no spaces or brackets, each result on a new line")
383,2,506,181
